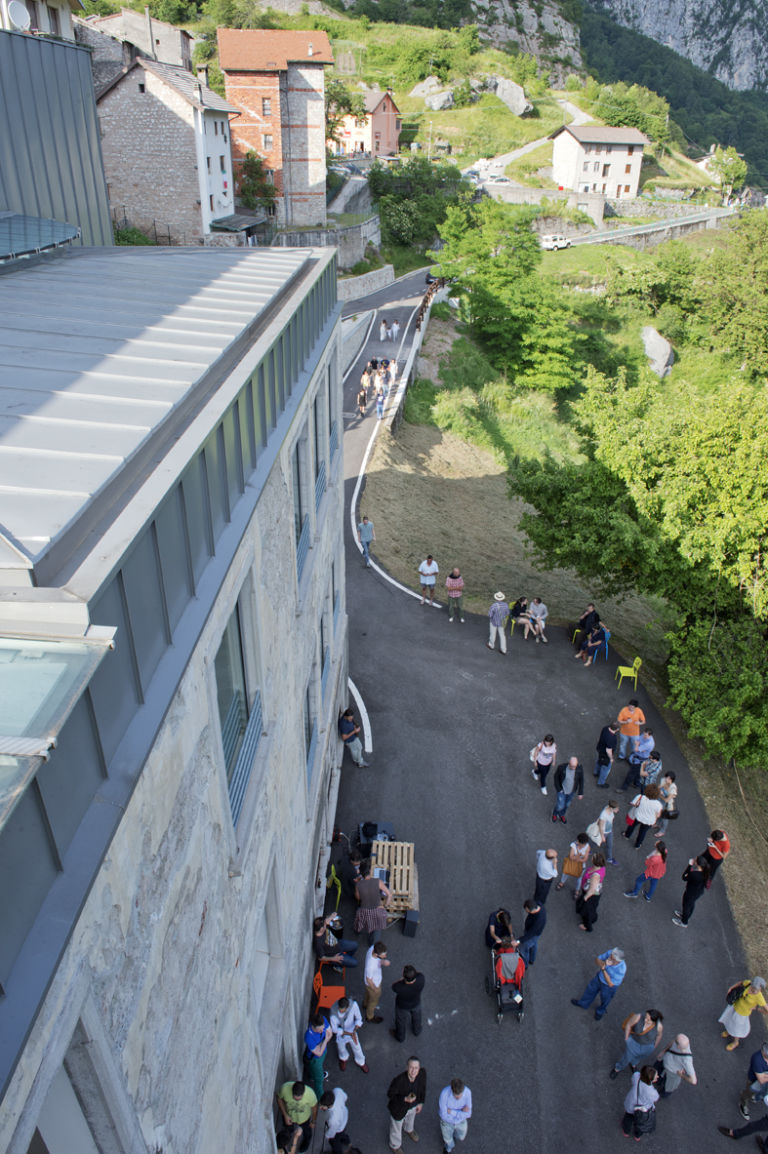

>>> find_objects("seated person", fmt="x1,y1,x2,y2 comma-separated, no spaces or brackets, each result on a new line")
573,603,600,646
524,598,548,642
485,908,514,947
312,915,359,969
575,623,606,666
509,596,529,626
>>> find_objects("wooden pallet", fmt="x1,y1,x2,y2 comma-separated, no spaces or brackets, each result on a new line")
371,839,419,916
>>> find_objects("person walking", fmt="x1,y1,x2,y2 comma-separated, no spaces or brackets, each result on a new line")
531,734,557,796
391,965,425,1042
380,319,387,342
616,699,646,761
438,1079,472,1154
357,515,375,568
551,756,584,823
357,385,367,418
386,323,393,342
657,1034,697,1097
738,1042,768,1119
319,1088,349,1154
338,708,370,768
418,555,439,605
392,319,400,341
587,800,620,865
556,833,591,892
594,721,619,787
303,1012,333,1100
363,941,389,1022
445,568,465,622
387,1057,427,1153
376,386,385,419
517,898,547,964
624,842,667,902
571,947,627,1019
330,996,369,1073
654,772,678,838
487,592,509,653
719,978,768,1052
534,848,558,904
623,784,664,848
609,1010,664,1078
276,1082,318,1154
353,859,390,943
621,1067,659,1141
672,854,710,928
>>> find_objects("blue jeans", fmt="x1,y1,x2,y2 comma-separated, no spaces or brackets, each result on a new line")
519,936,539,966
594,756,612,786
553,790,575,818
618,733,638,760
574,973,617,1018
440,1119,468,1152
615,1035,657,1071
629,873,659,898
361,538,372,565
604,829,614,860
331,939,359,967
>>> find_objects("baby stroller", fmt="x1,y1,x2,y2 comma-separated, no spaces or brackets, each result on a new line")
486,945,525,1024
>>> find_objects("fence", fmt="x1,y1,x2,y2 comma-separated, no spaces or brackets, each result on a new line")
385,279,446,432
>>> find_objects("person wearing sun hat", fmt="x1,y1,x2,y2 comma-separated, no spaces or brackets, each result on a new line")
487,592,509,654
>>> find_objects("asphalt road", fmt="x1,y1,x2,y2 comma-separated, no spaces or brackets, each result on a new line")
324,275,752,1154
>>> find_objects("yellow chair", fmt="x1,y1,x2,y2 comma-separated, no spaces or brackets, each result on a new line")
571,627,584,645
615,657,642,691
326,863,342,911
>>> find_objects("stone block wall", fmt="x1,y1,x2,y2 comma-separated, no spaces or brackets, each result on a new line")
282,62,328,228
98,70,204,243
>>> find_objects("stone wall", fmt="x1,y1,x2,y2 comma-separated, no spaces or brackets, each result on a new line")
98,69,203,243
341,309,374,370
282,62,328,227
337,264,394,301
274,214,380,269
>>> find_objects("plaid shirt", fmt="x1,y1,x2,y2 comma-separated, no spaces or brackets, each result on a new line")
488,601,509,627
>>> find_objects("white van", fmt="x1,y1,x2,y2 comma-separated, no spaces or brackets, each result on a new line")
540,234,571,250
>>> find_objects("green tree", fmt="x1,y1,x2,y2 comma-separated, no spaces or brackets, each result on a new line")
325,78,366,145
709,146,748,201
706,210,768,377
237,152,276,211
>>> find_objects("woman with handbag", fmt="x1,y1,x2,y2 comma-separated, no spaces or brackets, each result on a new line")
530,734,556,796
610,1010,664,1077
718,977,768,1052
576,853,606,932
621,1066,659,1139
654,773,678,838
623,784,664,848
672,855,710,928
623,842,667,903
556,833,590,892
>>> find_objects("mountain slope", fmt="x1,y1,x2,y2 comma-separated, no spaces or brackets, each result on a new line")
589,0,768,91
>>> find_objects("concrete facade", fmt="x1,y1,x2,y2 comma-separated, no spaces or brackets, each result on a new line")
551,125,648,199
331,89,401,157
97,61,236,242
0,246,346,1154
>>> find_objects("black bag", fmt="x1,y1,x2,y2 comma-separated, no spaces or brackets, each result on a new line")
666,808,680,820
597,751,610,767
727,982,745,1005
634,1107,656,1136
653,1059,667,1095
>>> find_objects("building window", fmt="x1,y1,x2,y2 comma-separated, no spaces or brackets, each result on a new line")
593,161,599,173
138,82,145,94
214,121,218,135
627,146,635,156
48,3,60,35
214,601,262,824
293,436,310,578
209,194,214,211
582,161,589,172
313,393,326,510
220,155,226,173
624,184,630,194
263,134,273,151
625,163,632,174
207,156,211,173
262,97,272,116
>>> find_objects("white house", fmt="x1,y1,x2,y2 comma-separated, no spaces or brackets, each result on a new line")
551,125,649,199
0,243,347,1154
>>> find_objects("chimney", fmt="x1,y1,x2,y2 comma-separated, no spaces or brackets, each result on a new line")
196,64,208,86
194,81,204,104
308,42,313,56
144,5,156,60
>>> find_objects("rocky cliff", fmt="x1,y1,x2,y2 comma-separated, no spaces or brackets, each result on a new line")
589,0,768,90
473,0,583,75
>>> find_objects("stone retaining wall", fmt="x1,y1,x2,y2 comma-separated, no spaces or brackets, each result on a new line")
337,264,395,301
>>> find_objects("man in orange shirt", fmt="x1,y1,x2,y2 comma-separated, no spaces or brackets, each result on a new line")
616,699,646,761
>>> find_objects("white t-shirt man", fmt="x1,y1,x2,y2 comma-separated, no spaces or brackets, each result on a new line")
323,1087,349,1141
418,556,439,604
365,944,384,990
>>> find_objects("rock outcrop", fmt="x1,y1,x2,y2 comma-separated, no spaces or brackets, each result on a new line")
642,326,675,377
471,0,583,78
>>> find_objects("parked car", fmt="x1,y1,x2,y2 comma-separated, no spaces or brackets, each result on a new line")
540,233,572,250
486,174,513,184
464,169,481,184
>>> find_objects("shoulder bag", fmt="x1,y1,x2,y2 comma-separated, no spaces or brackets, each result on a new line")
562,854,583,878
586,820,602,843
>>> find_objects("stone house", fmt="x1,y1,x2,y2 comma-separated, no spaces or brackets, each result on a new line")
331,88,402,157
550,125,649,199
218,29,333,229
97,58,238,243
0,242,347,1154
74,8,193,91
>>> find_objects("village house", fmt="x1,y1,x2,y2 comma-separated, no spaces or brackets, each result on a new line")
74,7,193,90
218,29,333,229
330,87,402,157
0,0,79,38
97,58,238,244
550,124,649,199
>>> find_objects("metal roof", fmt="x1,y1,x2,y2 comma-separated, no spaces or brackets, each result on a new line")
552,125,649,145
0,245,314,579
0,212,80,261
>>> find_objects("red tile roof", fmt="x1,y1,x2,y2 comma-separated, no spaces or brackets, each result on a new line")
217,29,333,72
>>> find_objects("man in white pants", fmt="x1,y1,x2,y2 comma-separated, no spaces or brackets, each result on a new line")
487,592,509,654
330,997,369,1073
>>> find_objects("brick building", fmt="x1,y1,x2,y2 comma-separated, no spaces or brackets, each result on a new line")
218,29,333,229
331,88,401,157
97,58,238,243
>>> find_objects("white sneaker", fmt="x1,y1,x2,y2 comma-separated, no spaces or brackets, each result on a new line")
460,618,465,623
448,617,453,623
531,768,538,780
541,787,548,796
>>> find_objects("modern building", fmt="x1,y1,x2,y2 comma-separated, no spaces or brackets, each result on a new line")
97,58,238,243
550,124,649,199
218,29,334,229
0,0,80,39
0,28,112,247
0,243,347,1154
331,88,402,157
